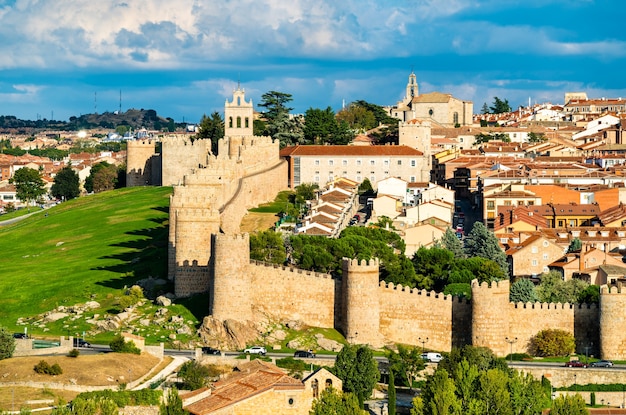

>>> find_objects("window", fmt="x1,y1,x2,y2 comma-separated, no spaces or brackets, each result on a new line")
532,259,538,266
342,171,347,175
329,160,334,166
453,112,459,125
487,201,495,209
411,159,416,167
384,160,389,166
370,175,376,183
315,160,320,166
356,159,362,166
288,397,295,407
543,254,548,260
543,241,549,247
370,160,375,166
410,176,416,182
384,171,389,176
356,175,361,181
314,175,320,182
398,160,402,165
342,159,348,166
531,246,538,253
504,200,512,206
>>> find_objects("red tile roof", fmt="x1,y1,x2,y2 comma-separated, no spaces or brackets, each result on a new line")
280,145,423,157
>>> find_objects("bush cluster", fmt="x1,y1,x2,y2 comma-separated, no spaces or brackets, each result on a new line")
76,389,162,406
68,348,80,358
530,329,575,357
34,360,63,375
109,335,141,355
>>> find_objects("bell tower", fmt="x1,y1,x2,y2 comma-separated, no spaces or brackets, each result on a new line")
224,85,253,137
406,71,419,101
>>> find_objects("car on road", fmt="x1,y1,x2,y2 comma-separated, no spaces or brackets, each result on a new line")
13,333,28,339
73,338,91,348
421,352,442,363
591,359,613,367
294,350,315,358
244,346,267,355
564,360,588,368
202,346,221,355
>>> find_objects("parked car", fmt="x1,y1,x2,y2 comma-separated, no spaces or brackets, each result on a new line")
564,360,588,368
202,346,221,355
244,346,267,355
13,333,28,339
73,338,91,348
421,352,442,363
591,360,613,367
294,350,315,358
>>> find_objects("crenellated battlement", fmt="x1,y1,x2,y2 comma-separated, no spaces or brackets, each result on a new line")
512,301,598,310
127,139,156,147
471,279,510,291
378,281,462,301
249,260,334,279
600,284,626,295
343,257,380,269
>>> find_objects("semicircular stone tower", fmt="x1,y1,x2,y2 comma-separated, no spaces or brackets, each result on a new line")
342,258,382,347
599,284,626,360
210,233,252,322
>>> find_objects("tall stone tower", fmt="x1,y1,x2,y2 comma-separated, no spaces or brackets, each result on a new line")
342,258,382,347
599,284,626,360
224,86,253,138
398,119,432,182
210,233,252,321
126,139,156,186
471,279,511,356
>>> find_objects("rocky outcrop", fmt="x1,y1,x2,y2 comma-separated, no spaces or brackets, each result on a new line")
197,316,261,350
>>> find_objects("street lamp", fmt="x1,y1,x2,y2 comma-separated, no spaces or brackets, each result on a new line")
584,342,593,364
418,337,429,353
505,337,518,363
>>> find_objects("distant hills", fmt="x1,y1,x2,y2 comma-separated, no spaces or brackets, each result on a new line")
0,109,184,133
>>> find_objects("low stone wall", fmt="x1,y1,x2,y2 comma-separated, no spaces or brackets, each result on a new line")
518,366,626,388
13,336,73,357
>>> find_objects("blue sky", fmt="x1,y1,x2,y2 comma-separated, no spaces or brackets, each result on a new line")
0,0,625,124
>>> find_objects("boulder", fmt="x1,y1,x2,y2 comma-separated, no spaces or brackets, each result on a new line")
155,296,172,307
317,337,343,352
43,312,68,323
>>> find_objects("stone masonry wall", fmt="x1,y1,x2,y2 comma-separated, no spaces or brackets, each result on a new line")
600,285,626,360
378,283,459,352
161,137,211,186
126,139,156,187
249,261,338,329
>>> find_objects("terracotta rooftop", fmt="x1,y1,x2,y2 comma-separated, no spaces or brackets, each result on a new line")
280,145,423,157
185,360,304,415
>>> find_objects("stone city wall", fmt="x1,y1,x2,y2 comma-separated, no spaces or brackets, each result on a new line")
250,261,339,329
600,285,626,360
379,283,462,352
161,137,211,186
126,139,157,187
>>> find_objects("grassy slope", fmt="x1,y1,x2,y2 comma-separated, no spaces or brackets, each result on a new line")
0,187,172,332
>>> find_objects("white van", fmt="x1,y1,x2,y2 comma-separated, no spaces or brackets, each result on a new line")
421,352,442,363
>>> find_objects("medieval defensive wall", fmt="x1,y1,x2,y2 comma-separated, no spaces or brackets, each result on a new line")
125,86,626,359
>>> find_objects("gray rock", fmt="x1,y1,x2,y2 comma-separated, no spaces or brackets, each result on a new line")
43,312,68,322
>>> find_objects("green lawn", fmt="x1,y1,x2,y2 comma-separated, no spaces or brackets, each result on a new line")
248,190,292,213
0,187,173,334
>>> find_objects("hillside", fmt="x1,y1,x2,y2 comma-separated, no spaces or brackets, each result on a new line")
0,187,199,342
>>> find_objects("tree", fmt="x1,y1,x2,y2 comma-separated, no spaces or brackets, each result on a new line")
530,329,575,357
438,228,465,258
550,394,589,415
196,111,224,154
481,103,490,114
257,91,304,147
333,344,380,408
420,368,459,415
508,371,549,415
85,161,118,193
490,97,512,114
249,230,286,264
109,335,141,355
476,369,510,415
463,222,509,277
358,178,374,195
536,271,589,304
0,326,16,360
336,103,377,131
178,360,212,390
528,132,547,143
304,107,351,145
51,165,80,200
388,368,396,415
387,344,425,391
9,167,46,210
160,387,185,415
310,387,362,415
509,279,539,303
567,237,582,253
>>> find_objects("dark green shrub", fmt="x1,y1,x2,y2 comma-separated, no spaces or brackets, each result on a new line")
34,360,62,375
530,329,575,357
109,335,141,355
68,348,80,357
590,392,596,406
76,389,161,406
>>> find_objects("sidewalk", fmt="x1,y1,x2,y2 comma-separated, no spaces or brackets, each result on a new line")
132,355,189,390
